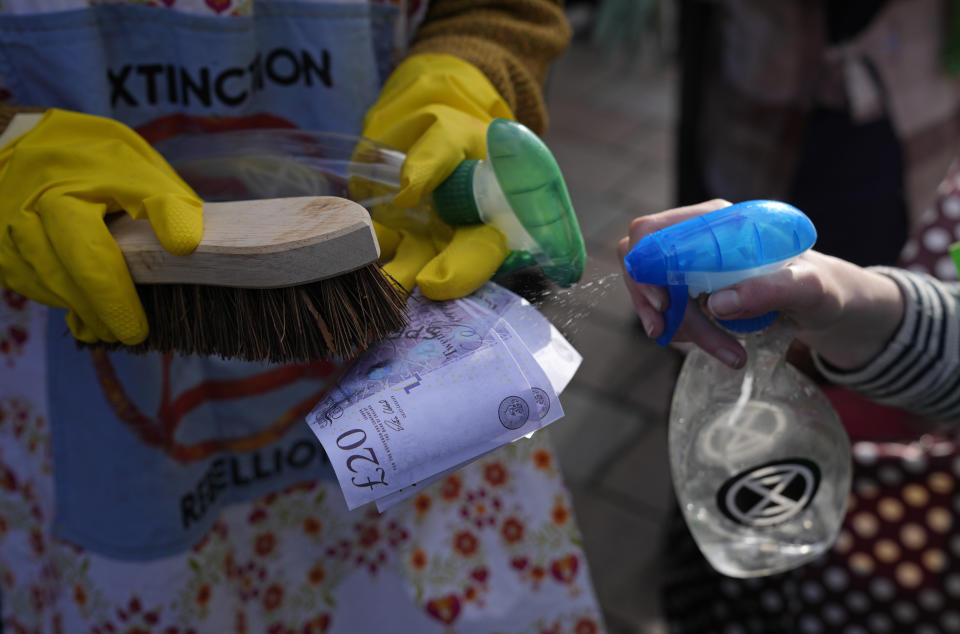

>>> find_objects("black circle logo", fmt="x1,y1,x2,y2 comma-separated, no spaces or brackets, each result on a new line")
717,458,821,527
498,396,530,429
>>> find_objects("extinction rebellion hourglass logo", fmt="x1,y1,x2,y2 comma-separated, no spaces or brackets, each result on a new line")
717,459,821,527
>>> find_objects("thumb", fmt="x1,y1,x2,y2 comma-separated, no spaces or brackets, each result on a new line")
706,260,817,323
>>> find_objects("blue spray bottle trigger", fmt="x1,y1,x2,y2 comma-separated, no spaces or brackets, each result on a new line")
623,200,817,346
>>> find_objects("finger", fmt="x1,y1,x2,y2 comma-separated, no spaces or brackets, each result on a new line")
417,225,509,300
705,253,838,329
3,250,109,345
382,230,438,293
674,298,746,369
142,192,203,256
35,195,148,344
627,283,744,368
617,235,667,335
86,142,203,256
0,231,71,310
617,235,668,308
9,207,118,342
626,199,731,248
372,220,402,261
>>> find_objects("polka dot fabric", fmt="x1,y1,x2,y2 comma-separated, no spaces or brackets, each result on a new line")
898,161,960,281
663,440,960,633
663,163,960,633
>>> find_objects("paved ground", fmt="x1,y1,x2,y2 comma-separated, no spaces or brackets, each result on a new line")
536,32,684,634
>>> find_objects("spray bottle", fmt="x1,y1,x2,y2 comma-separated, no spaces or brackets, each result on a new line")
156,119,587,289
623,200,852,578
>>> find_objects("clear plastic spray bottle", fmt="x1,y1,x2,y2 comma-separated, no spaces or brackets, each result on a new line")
623,200,852,578
155,119,587,288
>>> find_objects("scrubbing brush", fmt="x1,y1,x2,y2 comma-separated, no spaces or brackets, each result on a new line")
92,195,408,363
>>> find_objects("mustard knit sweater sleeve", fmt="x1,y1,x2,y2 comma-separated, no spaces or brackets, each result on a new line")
408,0,572,135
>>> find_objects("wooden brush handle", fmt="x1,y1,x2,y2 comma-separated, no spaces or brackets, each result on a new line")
110,196,380,288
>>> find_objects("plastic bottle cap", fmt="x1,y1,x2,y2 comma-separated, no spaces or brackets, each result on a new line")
433,160,481,225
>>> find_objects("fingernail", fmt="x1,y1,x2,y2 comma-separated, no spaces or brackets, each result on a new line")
642,288,663,311
709,289,741,317
642,318,654,337
716,348,744,369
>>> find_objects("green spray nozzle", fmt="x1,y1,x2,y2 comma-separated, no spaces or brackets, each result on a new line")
432,119,586,287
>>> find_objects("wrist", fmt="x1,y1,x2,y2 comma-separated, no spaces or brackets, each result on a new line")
805,267,905,370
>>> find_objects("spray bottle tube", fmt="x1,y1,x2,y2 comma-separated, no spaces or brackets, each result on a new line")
624,200,852,577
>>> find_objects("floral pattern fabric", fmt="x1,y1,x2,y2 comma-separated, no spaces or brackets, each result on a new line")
0,299,604,634
0,0,602,634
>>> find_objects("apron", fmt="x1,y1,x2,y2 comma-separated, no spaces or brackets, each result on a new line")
0,5,607,633
0,0,397,561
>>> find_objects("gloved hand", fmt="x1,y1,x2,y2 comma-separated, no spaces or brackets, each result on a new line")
0,109,204,344
361,54,512,301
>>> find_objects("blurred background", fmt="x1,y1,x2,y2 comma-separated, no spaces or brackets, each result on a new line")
520,0,960,631
536,1,682,632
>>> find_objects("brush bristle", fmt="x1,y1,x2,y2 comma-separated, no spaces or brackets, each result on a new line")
82,264,409,363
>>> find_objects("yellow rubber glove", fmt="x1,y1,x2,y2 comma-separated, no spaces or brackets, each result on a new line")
362,54,512,300
0,109,203,344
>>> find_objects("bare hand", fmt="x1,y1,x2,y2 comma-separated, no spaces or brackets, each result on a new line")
618,200,906,370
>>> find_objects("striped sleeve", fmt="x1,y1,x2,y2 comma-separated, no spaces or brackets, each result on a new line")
812,266,960,422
